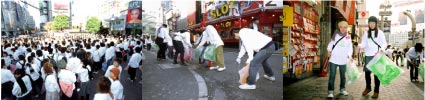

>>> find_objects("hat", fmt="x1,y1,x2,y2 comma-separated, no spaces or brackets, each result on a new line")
415,43,424,50
368,16,378,23
110,67,120,76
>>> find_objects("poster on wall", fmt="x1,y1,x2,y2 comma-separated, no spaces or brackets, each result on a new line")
399,12,407,25
126,1,142,29
416,9,424,23
52,0,70,17
207,1,240,21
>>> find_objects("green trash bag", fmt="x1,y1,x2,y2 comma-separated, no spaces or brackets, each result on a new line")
366,52,404,86
420,63,425,81
194,46,205,59
347,59,362,84
203,45,217,61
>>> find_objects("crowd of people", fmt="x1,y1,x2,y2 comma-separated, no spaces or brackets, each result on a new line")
1,34,145,100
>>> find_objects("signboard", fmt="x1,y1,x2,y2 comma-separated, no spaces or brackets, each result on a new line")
207,1,240,20
359,11,369,19
240,1,262,13
126,1,142,29
282,6,293,26
263,0,283,9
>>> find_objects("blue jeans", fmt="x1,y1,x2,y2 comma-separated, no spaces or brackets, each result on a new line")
247,43,275,85
328,62,346,91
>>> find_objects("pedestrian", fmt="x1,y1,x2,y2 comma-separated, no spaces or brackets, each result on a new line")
104,58,122,79
145,36,153,51
166,31,174,60
43,63,60,100
405,43,424,82
93,76,113,100
58,65,77,100
12,69,33,100
172,30,190,66
93,45,102,73
77,53,92,100
196,25,226,71
126,47,143,82
324,21,352,98
109,67,124,100
235,28,276,90
1,59,16,99
250,17,259,31
25,56,42,97
106,42,116,67
194,31,207,64
360,16,387,98
155,24,169,60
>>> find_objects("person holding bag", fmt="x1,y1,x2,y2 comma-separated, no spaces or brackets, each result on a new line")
326,21,353,98
405,43,424,82
359,16,387,98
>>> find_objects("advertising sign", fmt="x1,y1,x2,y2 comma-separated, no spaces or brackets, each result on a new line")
126,1,142,29
207,1,240,20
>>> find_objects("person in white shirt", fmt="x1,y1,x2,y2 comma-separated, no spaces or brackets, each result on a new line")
359,16,387,98
250,17,259,31
385,45,394,59
106,43,116,67
93,76,113,100
172,30,191,66
194,32,208,64
99,43,107,63
155,24,170,60
235,28,276,90
2,52,12,68
109,67,124,100
58,67,77,100
126,47,143,82
76,57,92,100
25,56,43,97
43,63,60,100
405,43,424,82
104,58,122,79
1,61,16,99
67,52,83,74
12,69,33,99
93,45,102,73
196,25,226,71
324,21,353,98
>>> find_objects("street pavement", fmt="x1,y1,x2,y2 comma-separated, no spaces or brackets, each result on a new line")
142,47,284,100
284,60,424,100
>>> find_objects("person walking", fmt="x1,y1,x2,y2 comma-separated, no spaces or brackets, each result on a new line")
235,28,276,90
43,63,60,100
155,24,169,60
93,76,113,100
172,30,191,66
126,47,143,82
360,16,387,98
325,21,353,98
109,67,124,100
12,69,33,100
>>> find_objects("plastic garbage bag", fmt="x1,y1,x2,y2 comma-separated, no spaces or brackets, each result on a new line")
238,64,259,85
366,52,404,86
194,46,205,58
203,45,216,61
347,59,362,84
419,63,425,81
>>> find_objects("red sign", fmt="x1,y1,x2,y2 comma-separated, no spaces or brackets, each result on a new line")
361,12,366,17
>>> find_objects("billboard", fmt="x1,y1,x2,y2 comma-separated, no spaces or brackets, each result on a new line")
126,1,142,29
207,1,240,20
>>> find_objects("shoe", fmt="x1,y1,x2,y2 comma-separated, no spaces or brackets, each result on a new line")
327,91,334,98
209,66,219,70
362,89,371,96
217,67,226,71
340,89,349,96
264,75,276,81
181,63,188,66
371,92,379,98
238,84,256,89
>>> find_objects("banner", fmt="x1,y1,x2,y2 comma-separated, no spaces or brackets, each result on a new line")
207,1,240,20
126,1,142,29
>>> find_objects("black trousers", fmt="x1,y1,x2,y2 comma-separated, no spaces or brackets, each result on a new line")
365,71,380,93
128,67,137,81
408,62,419,80
173,41,184,63
156,38,167,59
147,43,152,51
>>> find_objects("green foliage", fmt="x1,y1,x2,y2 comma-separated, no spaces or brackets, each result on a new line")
86,16,101,33
52,15,69,30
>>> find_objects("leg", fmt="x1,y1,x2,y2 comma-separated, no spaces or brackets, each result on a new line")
262,57,274,77
339,64,347,90
246,46,273,85
216,46,225,68
410,62,414,80
328,62,337,91
365,71,372,90
128,67,136,81
414,66,419,79
373,75,380,93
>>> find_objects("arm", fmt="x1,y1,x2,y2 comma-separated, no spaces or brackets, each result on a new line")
347,39,353,58
237,43,247,59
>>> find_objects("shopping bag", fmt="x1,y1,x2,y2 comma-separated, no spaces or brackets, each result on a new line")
347,59,361,84
184,48,192,61
194,46,205,58
203,45,216,61
239,65,249,84
366,52,404,86
419,63,425,81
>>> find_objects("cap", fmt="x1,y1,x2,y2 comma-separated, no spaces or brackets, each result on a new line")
110,67,120,76
368,16,378,23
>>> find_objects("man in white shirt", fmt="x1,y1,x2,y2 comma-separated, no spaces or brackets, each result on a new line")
104,58,122,79
196,25,225,71
235,28,276,90
12,69,32,99
67,53,83,74
250,17,259,31
105,42,116,67
2,61,16,99
99,43,107,63
155,24,169,60
92,45,102,73
126,47,143,82
405,43,424,82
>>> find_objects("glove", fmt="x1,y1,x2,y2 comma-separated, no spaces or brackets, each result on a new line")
236,58,241,64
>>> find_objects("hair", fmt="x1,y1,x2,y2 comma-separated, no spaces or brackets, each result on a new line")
367,22,379,38
114,58,122,65
162,24,167,28
19,55,25,61
36,50,43,57
332,20,348,40
1,59,5,68
43,63,54,75
415,43,424,52
135,47,142,53
96,76,111,93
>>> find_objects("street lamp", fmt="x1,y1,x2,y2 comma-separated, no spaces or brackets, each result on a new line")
379,1,392,30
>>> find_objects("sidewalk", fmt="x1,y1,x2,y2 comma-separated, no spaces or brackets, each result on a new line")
284,60,424,100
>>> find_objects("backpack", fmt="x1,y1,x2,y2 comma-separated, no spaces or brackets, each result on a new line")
57,57,67,69
47,55,57,69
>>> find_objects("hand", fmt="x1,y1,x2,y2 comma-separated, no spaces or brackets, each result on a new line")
236,58,241,64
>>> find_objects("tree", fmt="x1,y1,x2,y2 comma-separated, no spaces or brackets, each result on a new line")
85,16,101,33
52,15,69,30
44,22,53,33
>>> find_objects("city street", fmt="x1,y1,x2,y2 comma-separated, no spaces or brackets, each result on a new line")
284,60,424,100
142,47,284,100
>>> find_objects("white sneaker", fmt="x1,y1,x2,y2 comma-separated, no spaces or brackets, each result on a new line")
340,89,349,96
209,66,219,70
264,75,276,81
217,67,226,71
328,91,334,98
239,84,256,90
